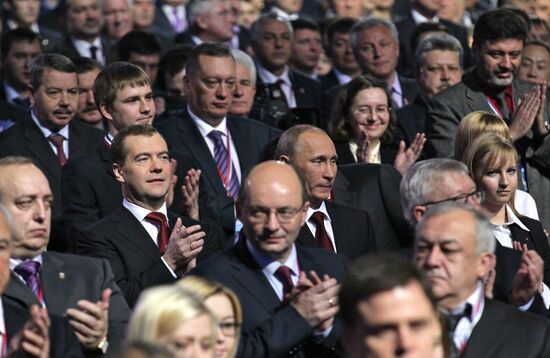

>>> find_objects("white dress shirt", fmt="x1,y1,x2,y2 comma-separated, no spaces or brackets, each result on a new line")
333,68,352,86
257,64,297,109
9,255,46,307
0,297,5,355
390,73,404,108
31,110,70,160
447,283,484,353
305,202,337,252
72,37,104,65
162,4,186,32
411,9,439,24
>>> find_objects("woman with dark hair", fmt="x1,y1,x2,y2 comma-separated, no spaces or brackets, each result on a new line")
328,75,425,174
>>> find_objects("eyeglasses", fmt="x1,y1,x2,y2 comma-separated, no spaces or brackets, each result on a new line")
352,105,390,117
419,189,485,207
219,322,241,337
245,205,304,224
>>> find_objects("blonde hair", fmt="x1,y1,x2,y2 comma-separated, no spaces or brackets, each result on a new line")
454,111,510,162
126,285,217,346
178,277,242,358
463,133,519,214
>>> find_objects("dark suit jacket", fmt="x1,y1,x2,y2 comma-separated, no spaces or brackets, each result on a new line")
335,164,414,250
396,95,428,145
191,239,347,358
0,116,104,251
297,201,377,258
75,207,222,307
3,252,131,348
48,35,115,64
4,297,84,358
250,68,322,128
0,100,27,131
426,70,550,163
462,299,550,357
334,139,398,167
152,6,178,35
395,14,473,76
319,69,341,93
174,26,251,52
155,111,281,236
61,143,211,248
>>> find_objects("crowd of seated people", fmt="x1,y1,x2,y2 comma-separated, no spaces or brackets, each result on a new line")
1,0,550,357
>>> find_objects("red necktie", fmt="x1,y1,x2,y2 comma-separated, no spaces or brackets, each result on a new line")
145,212,169,254
48,133,67,166
310,211,335,252
274,265,294,302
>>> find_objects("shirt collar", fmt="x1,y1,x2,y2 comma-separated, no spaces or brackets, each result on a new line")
3,81,24,103
257,63,291,85
246,238,300,277
307,201,330,222
10,255,44,272
270,6,299,21
187,105,228,138
123,198,168,223
333,68,352,85
72,36,102,49
390,73,402,96
504,204,530,232
443,282,485,327
6,20,40,33
411,8,439,24
31,109,70,140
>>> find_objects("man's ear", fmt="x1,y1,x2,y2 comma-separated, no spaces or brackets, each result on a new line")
477,252,496,279
413,205,427,223
279,155,291,164
99,102,114,121
195,14,209,31
112,163,125,184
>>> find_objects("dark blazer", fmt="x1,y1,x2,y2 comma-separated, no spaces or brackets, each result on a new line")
250,68,322,128
333,139,398,167
3,251,131,348
297,201,377,258
152,5,178,35
0,100,27,131
174,26,251,52
4,297,84,358
75,207,222,307
335,164,414,250
61,143,210,247
0,117,104,251
396,95,428,145
155,111,281,236
191,238,347,358
48,35,115,64
319,69,341,93
395,14,473,76
462,299,550,357
425,70,550,161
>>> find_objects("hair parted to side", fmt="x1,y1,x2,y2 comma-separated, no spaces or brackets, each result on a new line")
111,125,160,166
94,62,150,110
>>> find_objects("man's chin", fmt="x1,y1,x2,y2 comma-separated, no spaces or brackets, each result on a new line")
487,76,514,88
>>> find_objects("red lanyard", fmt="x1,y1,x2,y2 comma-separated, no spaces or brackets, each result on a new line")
1,327,7,356
213,129,232,191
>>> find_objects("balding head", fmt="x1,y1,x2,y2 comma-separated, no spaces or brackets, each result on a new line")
237,161,309,262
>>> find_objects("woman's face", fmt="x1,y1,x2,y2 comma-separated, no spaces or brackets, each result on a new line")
205,294,238,358
479,158,517,208
158,314,215,358
349,88,390,142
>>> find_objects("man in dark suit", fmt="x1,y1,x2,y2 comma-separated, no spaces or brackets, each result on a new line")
394,0,472,75
396,32,463,145
0,157,131,356
275,125,377,258
339,254,443,358
156,43,281,238
0,53,104,251
76,125,222,307
191,160,346,357
415,203,550,357
49,0,111,65
248,13,322,128
426,9,550,160
152,0,186,36
63,62,208,245
0,206,84,358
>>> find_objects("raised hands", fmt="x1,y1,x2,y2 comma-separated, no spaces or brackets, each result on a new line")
9,305,50,358
65,288,110,350
162,218,205,276
393,133,426,175
180,169,201,221
510,243,544,306
509,84,545,142
355,129,371,163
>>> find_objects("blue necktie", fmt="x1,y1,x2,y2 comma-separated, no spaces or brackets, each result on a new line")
208,130,240,199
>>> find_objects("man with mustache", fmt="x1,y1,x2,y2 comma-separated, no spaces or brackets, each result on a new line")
414,203,550,357
73,57,104,130
0,54,104,251
426,9,550,161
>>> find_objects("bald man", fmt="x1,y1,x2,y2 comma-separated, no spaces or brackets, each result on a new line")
191,161,347,358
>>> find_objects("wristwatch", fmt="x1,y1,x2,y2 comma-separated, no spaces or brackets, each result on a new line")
97,336,109,354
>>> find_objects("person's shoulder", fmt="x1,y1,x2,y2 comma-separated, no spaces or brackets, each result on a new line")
44,251,110,269
70,119,105,136
81,207,127,233
191,249,236,275
485,298,549,327
229,115,282,133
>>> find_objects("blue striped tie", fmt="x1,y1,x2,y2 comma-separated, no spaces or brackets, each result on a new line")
208,130,240,199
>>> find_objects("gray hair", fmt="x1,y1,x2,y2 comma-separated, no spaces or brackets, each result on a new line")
400,158,470,225
350,16,399,54
187,0,227,28
417,202,495,254
250,12,293,42
414,33,463,75
231,49,256,86
29,53,75,90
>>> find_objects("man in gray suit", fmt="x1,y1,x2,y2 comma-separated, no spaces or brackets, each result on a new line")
0,156,131,356
426,8,550,160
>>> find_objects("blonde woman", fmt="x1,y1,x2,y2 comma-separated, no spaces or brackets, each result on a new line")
179,277,242,358
127,285,217,358
454,111,540,221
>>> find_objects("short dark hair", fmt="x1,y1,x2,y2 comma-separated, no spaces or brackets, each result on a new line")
339,254,437,328
156,45,192,91
1,27,42,60
73,56,103,74
185,42,234,80
111,125,160,166
117,31,162,61
29,53,76,90
524,40,550,57
290,17,320,33
473,9,528,49
94,62,150,110
326,17,357,54
410,22,452,55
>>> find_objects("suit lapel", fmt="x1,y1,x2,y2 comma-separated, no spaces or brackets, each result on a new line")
326,202,355,256
464,300,505,357
4,273,41,307
113,207,163,261
41,252,71,314
332,172,355,207
98,144,115,179
289,71,307,107
463,72,493,114
227,118,255,175
21,120,60,182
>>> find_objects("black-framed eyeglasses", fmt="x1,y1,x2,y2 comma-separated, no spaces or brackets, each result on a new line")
219,322,242,337
245,205,304,224
419,189,485,207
